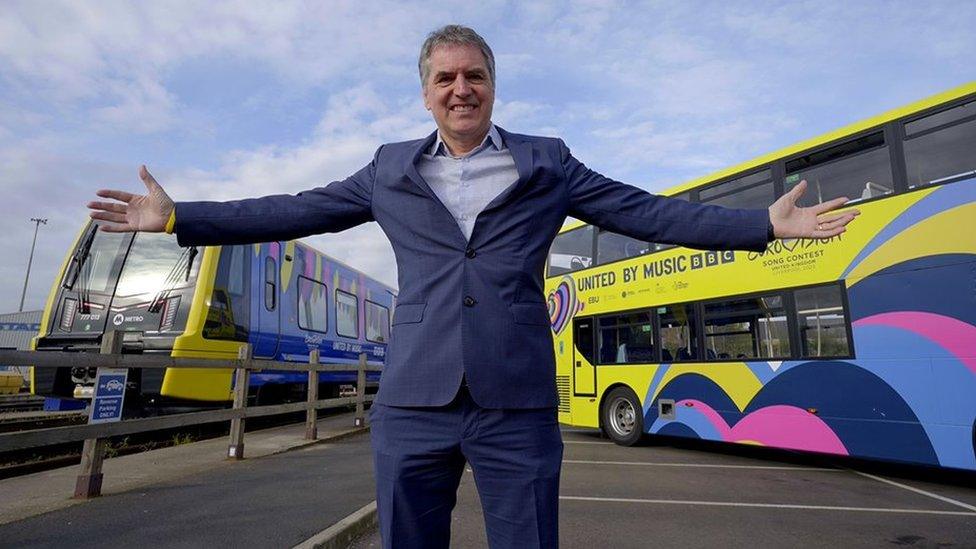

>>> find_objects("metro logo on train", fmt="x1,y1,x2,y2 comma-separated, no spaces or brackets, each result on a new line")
545,82,976,472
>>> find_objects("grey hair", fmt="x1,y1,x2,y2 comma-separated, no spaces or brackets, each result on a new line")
418,25,495,88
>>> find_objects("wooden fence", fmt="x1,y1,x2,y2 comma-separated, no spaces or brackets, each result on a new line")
0,331,380,498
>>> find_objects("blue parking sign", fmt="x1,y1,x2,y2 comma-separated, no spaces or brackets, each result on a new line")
90,368,128,424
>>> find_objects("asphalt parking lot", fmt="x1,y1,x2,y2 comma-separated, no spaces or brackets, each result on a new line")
354,427,976,548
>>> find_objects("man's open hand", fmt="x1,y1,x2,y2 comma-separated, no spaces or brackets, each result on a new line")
87,165,174,233
768,180,860,239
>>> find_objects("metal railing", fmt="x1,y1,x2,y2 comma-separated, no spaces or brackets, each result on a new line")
0,331,380,498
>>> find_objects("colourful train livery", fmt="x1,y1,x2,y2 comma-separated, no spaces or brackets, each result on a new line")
32,222,395,409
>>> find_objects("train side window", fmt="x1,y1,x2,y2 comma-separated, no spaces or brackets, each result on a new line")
903,101,976,188
365,300,390,343
597,230,652,266
794,284,852,358
785,131,894,206
204,245,250,342
597,311,655,364
548,226,594,277
336,289,359,339
264,257,276,311
703,294,790,360
699,169,775,209
573,317,595,364
297,276,328,334
658,303,698,362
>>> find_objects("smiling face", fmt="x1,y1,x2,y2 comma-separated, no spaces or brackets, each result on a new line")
422,43,495,155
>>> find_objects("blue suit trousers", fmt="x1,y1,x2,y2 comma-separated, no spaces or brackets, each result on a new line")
370,387,563,548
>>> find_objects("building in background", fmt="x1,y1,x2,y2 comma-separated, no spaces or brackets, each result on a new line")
0,310,42,393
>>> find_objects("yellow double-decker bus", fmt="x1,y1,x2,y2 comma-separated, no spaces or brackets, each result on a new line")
545,83,976,471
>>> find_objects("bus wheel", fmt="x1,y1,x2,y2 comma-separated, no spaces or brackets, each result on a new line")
601,387,644,446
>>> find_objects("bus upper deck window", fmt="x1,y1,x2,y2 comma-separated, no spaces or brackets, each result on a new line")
597,230,650,266
699,169,775,210
903,101,976,188
784,132,893,206
548,225,595,277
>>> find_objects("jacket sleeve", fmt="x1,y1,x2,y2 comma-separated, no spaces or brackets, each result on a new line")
561,139,771,253
173,148,379,247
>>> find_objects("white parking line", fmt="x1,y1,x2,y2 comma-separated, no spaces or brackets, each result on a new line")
563,459,841,471
560,496,976,516
851,470,976,513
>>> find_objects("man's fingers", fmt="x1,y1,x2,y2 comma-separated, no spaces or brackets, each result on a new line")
789,179,808,199
96,221,133,233
95,189,137,203
814,196,850,214
815,225,847,238
87,201,127,214
817,214,852,230
90,211,128,224
140,165,160,192
817,210,853,223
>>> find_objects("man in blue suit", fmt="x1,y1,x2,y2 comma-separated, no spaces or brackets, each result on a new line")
89,25,857,549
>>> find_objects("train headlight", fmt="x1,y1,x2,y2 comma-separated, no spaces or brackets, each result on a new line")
159,296,181,331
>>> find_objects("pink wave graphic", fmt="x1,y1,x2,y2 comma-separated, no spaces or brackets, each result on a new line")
679,399,849,455
854,311,976,375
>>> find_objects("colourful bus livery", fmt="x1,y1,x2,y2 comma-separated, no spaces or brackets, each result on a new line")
546,83,976,471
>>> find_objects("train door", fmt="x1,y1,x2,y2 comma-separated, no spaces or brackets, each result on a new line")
253,242,281,358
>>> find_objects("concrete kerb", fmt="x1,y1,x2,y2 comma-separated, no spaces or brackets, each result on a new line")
267,425,370,457
293,500,379,549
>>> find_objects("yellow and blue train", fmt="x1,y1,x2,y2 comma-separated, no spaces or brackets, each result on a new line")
32,221,396,408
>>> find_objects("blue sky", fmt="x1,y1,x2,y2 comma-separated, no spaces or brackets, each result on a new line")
1,0,974,311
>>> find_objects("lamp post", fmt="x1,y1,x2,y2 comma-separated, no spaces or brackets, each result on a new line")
19,217,47,312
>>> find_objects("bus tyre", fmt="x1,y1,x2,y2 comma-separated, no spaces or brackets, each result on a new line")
602,386,644,446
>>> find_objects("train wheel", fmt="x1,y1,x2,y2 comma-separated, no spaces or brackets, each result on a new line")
601,386,644,446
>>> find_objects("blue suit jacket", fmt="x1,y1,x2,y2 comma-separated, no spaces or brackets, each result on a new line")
174,127,771,408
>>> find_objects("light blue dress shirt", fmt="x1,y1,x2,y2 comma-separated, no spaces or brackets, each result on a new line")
417,124,519,242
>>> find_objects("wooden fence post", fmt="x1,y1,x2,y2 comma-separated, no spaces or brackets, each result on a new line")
227,344,250,460
355,353,367,428
305,349,319,440
74,330,122,499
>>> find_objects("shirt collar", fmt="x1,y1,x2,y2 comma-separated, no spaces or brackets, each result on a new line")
430,124,504,157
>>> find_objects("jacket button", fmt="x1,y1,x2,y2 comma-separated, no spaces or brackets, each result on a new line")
463,296,477,307
465,248,476,259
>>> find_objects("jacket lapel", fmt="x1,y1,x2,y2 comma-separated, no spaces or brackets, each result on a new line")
404,130,439,200
404,130,468,245
480,126,535,213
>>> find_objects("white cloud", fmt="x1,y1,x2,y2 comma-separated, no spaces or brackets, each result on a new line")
154,84,438,289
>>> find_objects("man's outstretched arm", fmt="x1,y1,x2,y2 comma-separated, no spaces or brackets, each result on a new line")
561,140,858,250
87,154,378,247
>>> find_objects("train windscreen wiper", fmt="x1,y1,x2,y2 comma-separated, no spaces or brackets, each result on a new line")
63,228,99,314
63,228,97,291
148,246,197,313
